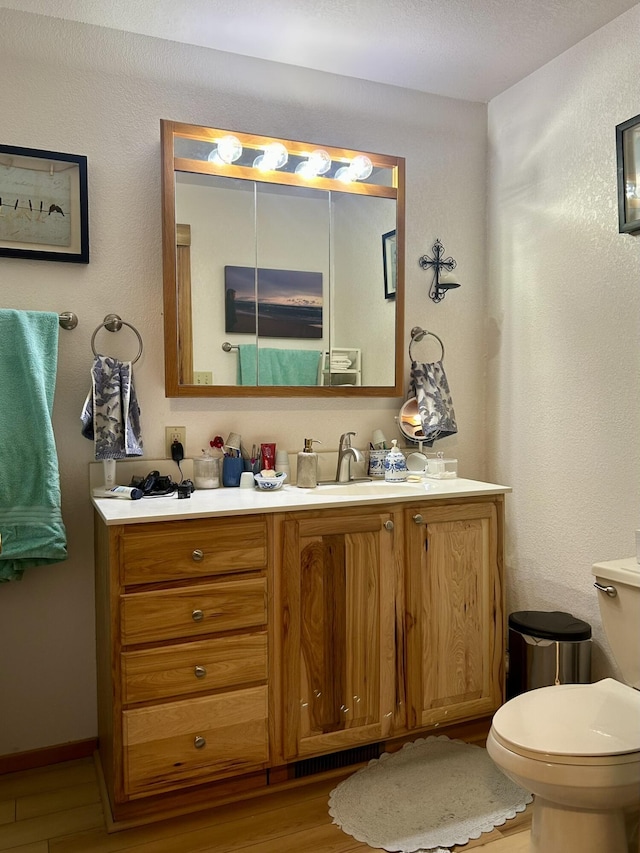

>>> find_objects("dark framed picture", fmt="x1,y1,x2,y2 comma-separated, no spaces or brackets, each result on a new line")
382,229,397,299
224,266,323,338
0,144,89,262
616,114,640,235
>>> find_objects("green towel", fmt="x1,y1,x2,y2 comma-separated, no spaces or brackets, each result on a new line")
237,344,321,386
0,310,67,581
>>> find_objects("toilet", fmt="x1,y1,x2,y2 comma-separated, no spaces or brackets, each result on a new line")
486,557,640,853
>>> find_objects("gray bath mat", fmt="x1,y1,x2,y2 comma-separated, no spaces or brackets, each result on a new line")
328,735,532,852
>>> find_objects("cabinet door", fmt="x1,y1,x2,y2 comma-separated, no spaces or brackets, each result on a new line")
405,501,503,729
281,509,398,759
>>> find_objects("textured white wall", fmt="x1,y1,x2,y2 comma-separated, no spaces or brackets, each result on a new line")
487,5,640,680
0,10,487,754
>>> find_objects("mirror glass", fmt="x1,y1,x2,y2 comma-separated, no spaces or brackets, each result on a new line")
161,121,405,397
398,397,425,443
398,398,429,473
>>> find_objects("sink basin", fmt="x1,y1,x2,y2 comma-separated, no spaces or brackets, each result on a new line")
316,481,432,496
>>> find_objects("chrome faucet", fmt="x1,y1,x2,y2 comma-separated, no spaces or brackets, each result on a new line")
335,432,365,482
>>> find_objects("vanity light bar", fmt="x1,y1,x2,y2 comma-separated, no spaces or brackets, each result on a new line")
211,139,371,183
167,120,399,196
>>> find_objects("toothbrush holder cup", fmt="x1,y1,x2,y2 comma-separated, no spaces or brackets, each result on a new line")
222,456,244,487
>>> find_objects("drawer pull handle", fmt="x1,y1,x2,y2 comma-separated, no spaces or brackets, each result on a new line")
413,514,424,524
192,549,204,562
192,609,204,622
194,665,207,678
194,736,206,749
384,520,394,531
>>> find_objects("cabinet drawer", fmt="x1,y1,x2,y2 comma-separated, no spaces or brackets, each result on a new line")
123,686,268,797
121,517,267,585
121,578,267,645
122,633,268,704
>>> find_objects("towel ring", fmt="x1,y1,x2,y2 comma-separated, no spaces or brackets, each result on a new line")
409,326,445,362
91,314,143,364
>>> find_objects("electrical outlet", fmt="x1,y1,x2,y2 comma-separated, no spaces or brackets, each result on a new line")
193,371,213,385
165,426,186,458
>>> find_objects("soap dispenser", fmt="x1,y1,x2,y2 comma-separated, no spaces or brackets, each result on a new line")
384,439,408,482
297,438,321,488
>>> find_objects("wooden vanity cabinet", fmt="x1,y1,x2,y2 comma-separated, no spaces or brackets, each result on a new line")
94,514,271,820
94,491,504,824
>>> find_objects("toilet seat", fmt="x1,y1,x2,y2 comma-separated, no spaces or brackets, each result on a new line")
491,678,640,766
490,729,640,767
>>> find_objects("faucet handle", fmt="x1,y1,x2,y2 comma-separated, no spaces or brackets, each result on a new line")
339,431,357,449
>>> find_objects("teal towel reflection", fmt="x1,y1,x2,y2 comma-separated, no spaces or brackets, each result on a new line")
237,344,321,386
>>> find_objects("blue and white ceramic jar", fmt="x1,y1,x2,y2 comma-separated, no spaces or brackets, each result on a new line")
368,449,387,478
384,439,408,482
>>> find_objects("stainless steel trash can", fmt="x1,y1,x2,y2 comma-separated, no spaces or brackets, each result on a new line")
506,610,592,699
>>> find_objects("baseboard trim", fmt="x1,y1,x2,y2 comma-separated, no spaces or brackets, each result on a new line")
0,738,98,775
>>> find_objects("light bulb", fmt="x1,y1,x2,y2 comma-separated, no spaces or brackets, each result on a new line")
335,155,373,183
255,142,288,171
335,166,353,183
350,155,373,181
295,149,332,180
208,135,242,166
216,135,242,164
295,161,315,178
308,149,331,175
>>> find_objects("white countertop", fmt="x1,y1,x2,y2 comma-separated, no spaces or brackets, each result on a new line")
91,478,511,525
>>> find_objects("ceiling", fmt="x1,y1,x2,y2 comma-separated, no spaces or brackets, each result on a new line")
2,0,638,101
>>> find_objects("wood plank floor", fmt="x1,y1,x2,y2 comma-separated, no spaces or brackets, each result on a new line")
0,758,532,853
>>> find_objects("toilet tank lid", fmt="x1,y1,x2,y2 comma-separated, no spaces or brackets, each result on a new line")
592,557,640,588
508,610,591,641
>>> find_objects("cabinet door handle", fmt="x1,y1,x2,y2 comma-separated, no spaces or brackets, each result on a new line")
384,520,394,531
192,549,204,562
194,736,206,749
192,609,204,622
412,514,424,524
194,665,207,678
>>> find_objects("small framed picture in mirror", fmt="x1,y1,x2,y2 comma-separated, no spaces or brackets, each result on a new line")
616,113,640,234
382,229,397,299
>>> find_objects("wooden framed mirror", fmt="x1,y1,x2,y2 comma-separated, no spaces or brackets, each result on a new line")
161,120,405,397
